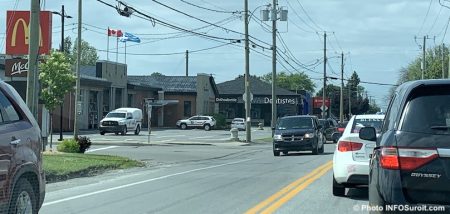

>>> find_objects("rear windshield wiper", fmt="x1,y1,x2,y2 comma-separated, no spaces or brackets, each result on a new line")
430,126,450,130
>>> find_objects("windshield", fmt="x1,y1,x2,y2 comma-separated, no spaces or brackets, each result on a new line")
232,119,244,123
276,117,313,130
351,118,384,133
106,112,126,118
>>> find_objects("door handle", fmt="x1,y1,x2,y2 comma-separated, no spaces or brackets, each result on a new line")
10,137,21,145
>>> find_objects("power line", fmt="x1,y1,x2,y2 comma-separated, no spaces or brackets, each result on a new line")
418,0,434,35
294,0,323,31
285,0,319,32
428,5,443,34
179,0,241,14
151,0,272,48
441,17,450,43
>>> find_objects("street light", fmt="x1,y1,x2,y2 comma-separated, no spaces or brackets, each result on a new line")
53,5,72,141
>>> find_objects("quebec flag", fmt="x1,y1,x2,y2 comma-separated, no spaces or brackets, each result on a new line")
120,32,141,43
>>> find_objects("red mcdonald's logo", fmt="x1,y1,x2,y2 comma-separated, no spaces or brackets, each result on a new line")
5,11,52,55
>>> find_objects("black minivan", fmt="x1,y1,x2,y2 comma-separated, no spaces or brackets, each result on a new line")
273,115,325,156
360,80,450,212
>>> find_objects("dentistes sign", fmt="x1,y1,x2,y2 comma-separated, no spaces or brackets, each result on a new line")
5,11,52,55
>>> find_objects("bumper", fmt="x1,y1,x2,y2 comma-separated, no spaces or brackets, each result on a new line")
273,138,316,151
231,125,245,130
333,151,369,185
99,125,126,133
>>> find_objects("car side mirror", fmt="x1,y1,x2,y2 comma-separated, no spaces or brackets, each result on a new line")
271,127,275,131
359,127,377,141
127,116,132,119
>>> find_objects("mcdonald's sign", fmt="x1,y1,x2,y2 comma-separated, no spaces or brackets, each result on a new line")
5,11,52,55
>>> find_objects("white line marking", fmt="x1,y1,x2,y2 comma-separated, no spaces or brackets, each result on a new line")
158,139,174,143
156,135,186,138
191,136,215,139
42,158,252,206
85,146,119,153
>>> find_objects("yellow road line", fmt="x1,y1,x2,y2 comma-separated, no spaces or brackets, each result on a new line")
260,163,333,214
245,161,333,214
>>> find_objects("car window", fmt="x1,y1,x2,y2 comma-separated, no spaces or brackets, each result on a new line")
351,118,384,133
190,117,199,120
276,117,313,130
400,86,450,135
382,94,395,132
106,112,126,118
0,90,21,123
127,113,132,118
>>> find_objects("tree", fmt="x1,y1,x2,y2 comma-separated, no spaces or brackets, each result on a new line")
390,45,450,99
64,36,99,66
151,72,164,77
367,102,381,114
39,51,76,150
261,71,315,92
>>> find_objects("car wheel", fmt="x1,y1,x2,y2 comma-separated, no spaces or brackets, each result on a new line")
9,178,37,214
181,124,187,130
273,150,280,156
319,143,324,154
134,125,140,135
312,141,319,155
204,124,211,131
121,127,127,135
100,131,105,135
333,175,346,197
282,151,288,155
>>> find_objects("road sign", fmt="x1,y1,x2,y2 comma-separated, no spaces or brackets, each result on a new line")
243,92,254,102
320,105,328,112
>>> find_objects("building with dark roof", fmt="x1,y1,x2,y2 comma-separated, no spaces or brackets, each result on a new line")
216,75,305,125
128,73,218,127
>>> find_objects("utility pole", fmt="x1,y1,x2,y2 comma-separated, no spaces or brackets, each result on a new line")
53,5,72,141
271,0,277,135
244,0,251,142
442,43,445,79
348,81,351,118
185,50,189,76
422,36,426,79
339,52,344,123
74,0,82,138
26,0,40,119
322,32,327,119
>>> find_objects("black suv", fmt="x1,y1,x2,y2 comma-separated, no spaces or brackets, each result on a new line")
360,80,450,212
0,81,45,213
273,115,324,156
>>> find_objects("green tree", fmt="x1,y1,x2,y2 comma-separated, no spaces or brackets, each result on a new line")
65,36,99,66
261,71,315,92
39,51,76,149
151,72,164,77
367,102,381,114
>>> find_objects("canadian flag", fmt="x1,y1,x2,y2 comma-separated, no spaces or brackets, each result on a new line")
108,28,123,37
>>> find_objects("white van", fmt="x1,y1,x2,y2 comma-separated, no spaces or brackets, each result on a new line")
99,108,143,135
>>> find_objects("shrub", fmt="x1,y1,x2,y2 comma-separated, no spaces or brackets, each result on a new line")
57,139,79,153
76,136,92,153
212,113,227,129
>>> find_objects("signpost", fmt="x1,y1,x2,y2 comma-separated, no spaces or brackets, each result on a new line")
146,101,152,144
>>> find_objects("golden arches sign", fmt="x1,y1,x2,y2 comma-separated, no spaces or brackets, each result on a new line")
10,18,43,47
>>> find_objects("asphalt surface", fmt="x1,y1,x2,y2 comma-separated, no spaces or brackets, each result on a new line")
50,128,271,146
40,143,369,214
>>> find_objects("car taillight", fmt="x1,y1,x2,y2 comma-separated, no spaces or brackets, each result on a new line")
380,147,438,171
338,141,363,152
337,127,345,132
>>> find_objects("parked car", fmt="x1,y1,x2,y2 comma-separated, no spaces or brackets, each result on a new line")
99,108,143,135
332,114,384,196
0,80,45,213
273,115,325,156
231,118,245,130
176,115,216,131
361,80,450,211
319,118,339,143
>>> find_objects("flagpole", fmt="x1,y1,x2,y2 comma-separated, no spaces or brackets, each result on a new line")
116,36,119,76
125,41,127,64
107,27,110,61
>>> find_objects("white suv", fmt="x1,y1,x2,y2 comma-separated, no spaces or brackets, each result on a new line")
176,116,216,131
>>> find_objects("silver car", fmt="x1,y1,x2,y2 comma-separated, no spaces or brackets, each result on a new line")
231,118,246,130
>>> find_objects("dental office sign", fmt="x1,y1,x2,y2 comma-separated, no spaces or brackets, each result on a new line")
6,11,52,55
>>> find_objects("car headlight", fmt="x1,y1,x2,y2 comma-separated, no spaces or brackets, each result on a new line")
304,133,315,138
274,134,283,141
118,121,125,125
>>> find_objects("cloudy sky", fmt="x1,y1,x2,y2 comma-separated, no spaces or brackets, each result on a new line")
1,0,448,110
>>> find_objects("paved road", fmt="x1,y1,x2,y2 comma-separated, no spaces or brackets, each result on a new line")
50,128,271,146
40,143,369,214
